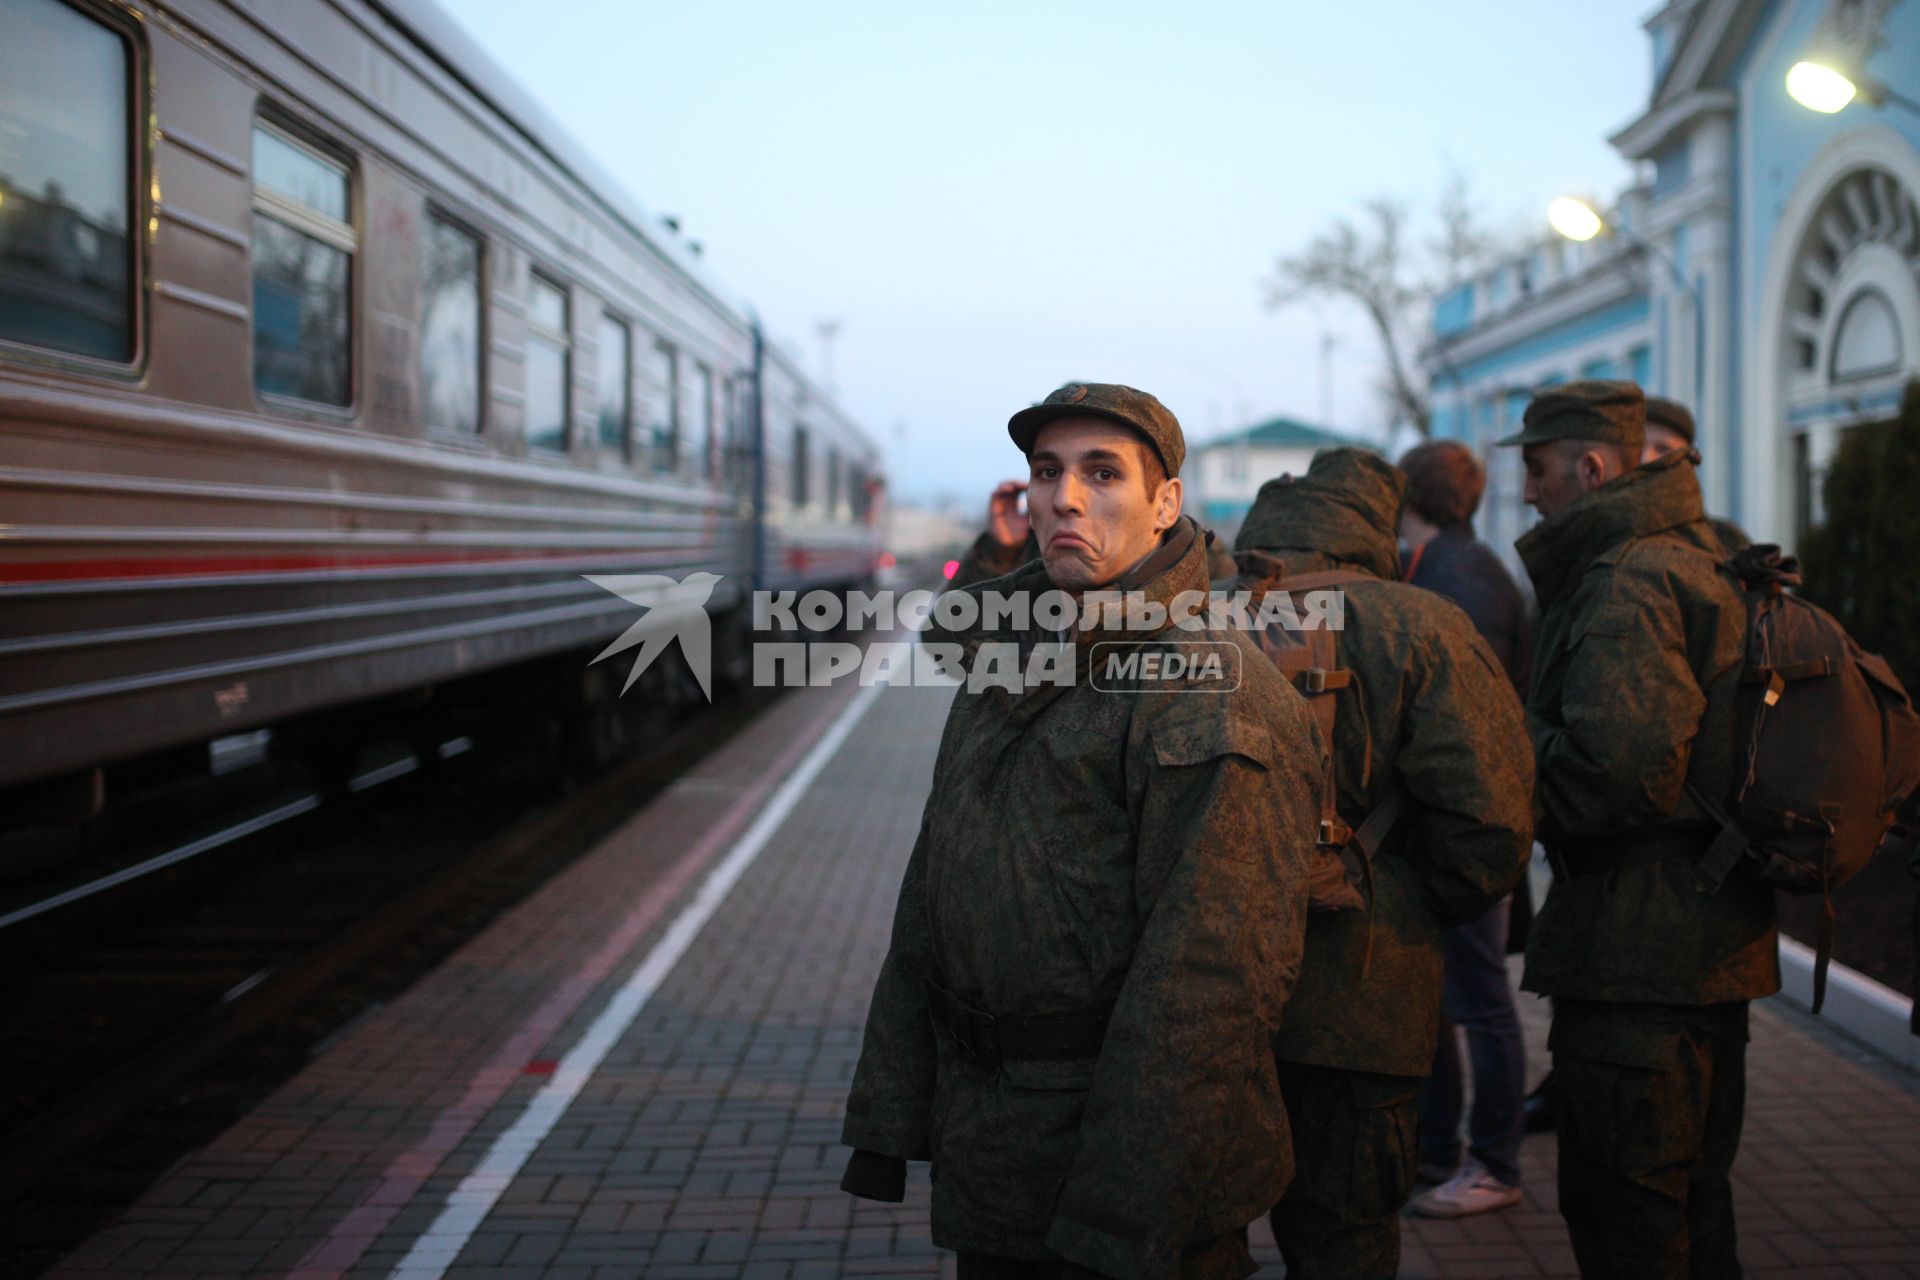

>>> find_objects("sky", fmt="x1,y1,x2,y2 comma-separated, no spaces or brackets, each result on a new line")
449,1,1654,509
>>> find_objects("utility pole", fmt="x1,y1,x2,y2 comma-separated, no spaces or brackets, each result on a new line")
1319,330,1339,427
815,319,842,394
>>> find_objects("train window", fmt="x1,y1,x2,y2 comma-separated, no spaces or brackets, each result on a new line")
719,375,738,481
525,273,569,451
251,122,353,405
693,362,716,481
641,338,679,472
598,313,631,459
792,425,811,507
421,213,481,434
827,446,841,515
0,0,134,362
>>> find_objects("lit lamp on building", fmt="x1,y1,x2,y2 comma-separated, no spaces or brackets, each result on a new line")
1546,197,1603,244
1547,195,1704,417
1785,57,1920,116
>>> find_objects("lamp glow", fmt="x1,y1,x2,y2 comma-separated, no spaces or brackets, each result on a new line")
1548,197,1604,243
1786,61,1858,113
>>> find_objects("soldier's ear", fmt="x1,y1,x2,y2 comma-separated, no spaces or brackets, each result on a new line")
1156,477,1183,533
1574,448,1609,491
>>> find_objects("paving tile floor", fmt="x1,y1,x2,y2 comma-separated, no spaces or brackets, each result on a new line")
45,681,1920,1280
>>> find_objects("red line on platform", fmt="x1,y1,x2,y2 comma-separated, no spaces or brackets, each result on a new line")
285,685,859,1280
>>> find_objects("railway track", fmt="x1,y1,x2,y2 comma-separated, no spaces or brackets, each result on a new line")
0,691,774,1280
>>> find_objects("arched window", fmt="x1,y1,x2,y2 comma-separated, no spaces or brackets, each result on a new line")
1830,288,1901,382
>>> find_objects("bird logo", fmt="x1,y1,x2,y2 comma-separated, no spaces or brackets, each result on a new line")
584,571,722,700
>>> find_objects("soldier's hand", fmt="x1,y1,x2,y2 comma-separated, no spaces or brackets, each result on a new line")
986,480,1029,550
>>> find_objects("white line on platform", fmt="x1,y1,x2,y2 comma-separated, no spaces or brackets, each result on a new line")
385,682,883,1280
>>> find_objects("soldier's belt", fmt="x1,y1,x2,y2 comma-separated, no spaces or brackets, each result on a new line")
924,979,1110,1070
1548,827,1714,880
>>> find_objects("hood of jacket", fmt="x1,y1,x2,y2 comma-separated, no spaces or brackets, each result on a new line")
1232,447,1404,582
1517,448,1707,611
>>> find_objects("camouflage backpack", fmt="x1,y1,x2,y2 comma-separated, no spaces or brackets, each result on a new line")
1689,545,1920,1012
1232,551,1407,956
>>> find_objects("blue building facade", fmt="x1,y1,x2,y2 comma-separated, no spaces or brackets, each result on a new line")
1423,0,1920,563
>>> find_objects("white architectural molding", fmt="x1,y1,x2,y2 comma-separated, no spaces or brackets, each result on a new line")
1613,88,1738,160
1431,267,1644,373
1745,123,1920,542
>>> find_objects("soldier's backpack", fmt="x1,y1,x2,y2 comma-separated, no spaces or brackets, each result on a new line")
1231,550,1407,965
1688,544,1920,1012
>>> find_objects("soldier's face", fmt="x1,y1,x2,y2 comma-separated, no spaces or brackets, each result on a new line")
1522,440,1620,519
1642,424,1689,463
1028,417,1182,591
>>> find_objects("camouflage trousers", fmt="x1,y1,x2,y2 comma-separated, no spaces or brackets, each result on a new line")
1267,1062,1421,1280
1550,999,1750,1280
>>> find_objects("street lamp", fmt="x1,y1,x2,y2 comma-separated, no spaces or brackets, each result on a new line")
1785,58,1920,117
1547,197,1603,243
1548,196,1705,426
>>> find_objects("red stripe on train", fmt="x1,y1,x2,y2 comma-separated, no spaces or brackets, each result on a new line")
0,547,703,584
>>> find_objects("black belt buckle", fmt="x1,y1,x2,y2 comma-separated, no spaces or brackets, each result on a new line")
956,1005,1002,1069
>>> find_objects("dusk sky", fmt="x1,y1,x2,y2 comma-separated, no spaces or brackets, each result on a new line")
451,1,1654,509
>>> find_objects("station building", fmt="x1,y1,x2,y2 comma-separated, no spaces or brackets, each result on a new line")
1184,416,1374,545
1422,0,1920,564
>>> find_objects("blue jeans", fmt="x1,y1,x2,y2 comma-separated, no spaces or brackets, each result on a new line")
1418,894,1525,1188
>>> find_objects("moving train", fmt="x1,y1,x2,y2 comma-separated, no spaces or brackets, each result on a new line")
0,0,884,817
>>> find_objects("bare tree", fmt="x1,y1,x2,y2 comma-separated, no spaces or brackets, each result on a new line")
1430,169,1498,286
1265,173,1503,436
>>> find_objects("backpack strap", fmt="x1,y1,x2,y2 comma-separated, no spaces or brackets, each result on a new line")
1687,773,1842,1015
1742,657,1836,687
1685,776,1752,896
1264,566,1400,977
1276,568,1373,593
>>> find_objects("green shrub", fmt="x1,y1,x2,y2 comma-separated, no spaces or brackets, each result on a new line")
1798,379,1920,696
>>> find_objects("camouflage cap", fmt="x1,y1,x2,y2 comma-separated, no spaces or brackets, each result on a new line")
1008,382,1185,477
1496,379,1645,453
1645,395,1696,445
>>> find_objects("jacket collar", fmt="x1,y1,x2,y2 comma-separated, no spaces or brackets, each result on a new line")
1517,449,1706,610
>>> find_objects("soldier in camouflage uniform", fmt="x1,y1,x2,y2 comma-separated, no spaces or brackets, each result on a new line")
1232,448,1535,1279
842,383,1324,1279
1500,380,1774,1280
948,480,1038,590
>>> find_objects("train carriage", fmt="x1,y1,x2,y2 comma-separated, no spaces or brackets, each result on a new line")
0,0,882,805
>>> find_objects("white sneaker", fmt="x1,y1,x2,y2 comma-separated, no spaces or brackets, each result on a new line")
1409,1159,1522,1218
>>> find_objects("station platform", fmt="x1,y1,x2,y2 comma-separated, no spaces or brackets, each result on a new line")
47,681,1920,1280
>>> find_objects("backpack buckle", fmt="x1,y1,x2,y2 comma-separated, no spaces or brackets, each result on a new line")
1317,817,1352,846
1304,668,1328,694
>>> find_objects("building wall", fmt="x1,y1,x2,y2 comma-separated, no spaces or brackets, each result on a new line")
1736,0,1920,544
1423,0,1920,571
1186,443,1321,545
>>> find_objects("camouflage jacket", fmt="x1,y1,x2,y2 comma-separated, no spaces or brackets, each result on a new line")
1517,449,1779,1005
845,517,1324,1279
1234,460,1535,1077
948,531,1035,593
